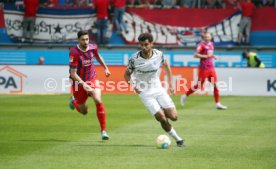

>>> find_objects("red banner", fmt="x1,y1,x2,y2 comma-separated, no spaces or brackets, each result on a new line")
127,7,276,31
122,7,276,46
123,8,241,46
0,7,5,28
127,8,237,27
252,7,276,31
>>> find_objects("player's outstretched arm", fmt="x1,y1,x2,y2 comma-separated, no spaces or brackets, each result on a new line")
212,55,219,60
194,53,210,59
95,55,111,77
163,60,175,95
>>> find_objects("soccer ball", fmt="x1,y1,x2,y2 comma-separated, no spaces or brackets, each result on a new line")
156,134,171,149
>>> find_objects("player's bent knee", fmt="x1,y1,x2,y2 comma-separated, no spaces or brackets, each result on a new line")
170,115,178,121
164,108,178,121
95,100,102,105
93,98,102,105
80,110,88,115
78,105,88,115
154,113,167,123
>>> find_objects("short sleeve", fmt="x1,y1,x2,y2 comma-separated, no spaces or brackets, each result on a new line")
161,52,166,65
126,57,135,74
69,49,78,69
196,44,203,53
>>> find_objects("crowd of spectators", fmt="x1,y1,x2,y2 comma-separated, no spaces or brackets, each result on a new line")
128,0,275,8
0,0,275,9
0,0,93,8
0,0,274,45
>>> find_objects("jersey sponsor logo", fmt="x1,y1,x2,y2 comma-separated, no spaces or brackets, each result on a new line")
82,59,92,66
205,45,212,50
137,69,158,73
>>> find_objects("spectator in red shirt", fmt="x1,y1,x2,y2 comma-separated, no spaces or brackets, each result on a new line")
93,0,110,44
112,0,128,34
22,0,39,43
237,0,255,46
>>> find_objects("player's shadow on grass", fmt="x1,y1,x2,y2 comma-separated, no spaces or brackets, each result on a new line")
77,143,154,148
18,140,155,148
18,139,69,143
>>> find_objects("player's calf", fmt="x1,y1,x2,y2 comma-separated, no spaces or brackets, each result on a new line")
180,94,187,107
69,96,81,112
155,111,171,132
78,104,88,115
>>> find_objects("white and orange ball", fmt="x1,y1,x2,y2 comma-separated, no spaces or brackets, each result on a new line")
156,134,171,149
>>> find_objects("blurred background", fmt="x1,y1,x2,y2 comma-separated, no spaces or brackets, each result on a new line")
0,1,275,169
0,0,276,95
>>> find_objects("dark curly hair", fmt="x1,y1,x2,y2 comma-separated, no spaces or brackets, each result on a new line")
77,30,88,39
138,33,153,42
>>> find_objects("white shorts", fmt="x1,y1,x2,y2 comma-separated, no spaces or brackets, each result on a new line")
138,87,175,115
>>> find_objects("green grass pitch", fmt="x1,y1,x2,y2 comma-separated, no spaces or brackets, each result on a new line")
0,94,275,169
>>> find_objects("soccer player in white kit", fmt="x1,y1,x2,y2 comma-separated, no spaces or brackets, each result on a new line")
124,33,184,147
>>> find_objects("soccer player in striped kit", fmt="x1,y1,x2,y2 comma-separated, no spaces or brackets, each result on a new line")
69,30,111,140
180,32,227,110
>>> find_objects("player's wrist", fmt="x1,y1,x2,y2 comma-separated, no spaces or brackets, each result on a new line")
78,81,85,86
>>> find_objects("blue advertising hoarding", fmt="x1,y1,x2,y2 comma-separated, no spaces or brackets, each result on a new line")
0,49,276,68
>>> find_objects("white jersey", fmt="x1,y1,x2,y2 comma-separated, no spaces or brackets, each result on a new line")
126,49,165,90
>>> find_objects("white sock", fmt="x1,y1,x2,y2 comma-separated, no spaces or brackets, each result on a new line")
168,128,182,141
216,102,221,106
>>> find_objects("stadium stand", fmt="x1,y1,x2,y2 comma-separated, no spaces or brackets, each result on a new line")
0,1,276,67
